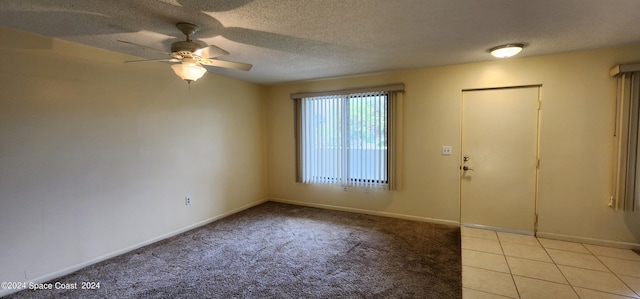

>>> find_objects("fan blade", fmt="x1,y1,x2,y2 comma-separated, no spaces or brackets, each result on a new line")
195,45,229,58
124,58,180,63
200,58,252,71
117,40,170,55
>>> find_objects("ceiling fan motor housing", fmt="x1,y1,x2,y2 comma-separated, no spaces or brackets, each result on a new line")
171,41,201,52
171,41,202,58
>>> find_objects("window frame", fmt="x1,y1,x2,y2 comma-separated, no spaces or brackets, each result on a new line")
292,84,403,190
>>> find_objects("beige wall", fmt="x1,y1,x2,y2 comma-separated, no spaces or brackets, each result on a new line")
266,45,640,248
0,26,268,292
4,22,640,295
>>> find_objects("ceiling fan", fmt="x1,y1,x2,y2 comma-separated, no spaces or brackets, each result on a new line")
118,22,252,84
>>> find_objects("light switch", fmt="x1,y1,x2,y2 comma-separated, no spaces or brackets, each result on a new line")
442,146,452,156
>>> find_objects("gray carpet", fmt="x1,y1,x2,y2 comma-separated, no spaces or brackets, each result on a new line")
8,201,462,298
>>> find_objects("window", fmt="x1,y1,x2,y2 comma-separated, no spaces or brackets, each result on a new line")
292,85,403,190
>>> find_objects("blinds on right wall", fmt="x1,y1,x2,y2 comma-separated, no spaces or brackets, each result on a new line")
611,63,640,211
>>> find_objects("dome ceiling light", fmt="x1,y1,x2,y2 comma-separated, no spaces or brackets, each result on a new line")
490,44,524,58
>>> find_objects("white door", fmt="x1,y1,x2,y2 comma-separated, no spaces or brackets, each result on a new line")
460,86,540,233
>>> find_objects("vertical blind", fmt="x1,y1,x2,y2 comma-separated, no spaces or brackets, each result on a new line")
293,85,402,190
612,65,640,211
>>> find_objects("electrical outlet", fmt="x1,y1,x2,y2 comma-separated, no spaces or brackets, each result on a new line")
185,196,191,206
442,146,453,156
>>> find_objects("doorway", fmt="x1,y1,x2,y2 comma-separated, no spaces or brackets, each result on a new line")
460,86,540,234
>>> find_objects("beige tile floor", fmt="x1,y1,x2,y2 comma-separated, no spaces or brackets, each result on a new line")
461,227,640,298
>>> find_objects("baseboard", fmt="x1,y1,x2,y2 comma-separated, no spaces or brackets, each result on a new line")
0,198,268,298
536,231,640,250
269,198,460,227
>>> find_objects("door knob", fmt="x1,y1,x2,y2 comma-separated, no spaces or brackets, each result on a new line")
463,166,474,171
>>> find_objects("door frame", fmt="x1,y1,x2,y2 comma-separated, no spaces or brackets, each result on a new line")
459,84,542,235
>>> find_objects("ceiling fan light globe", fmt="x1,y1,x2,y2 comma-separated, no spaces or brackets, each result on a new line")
171,63,206,82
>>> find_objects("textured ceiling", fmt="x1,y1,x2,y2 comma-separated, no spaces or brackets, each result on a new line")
1,0,640,85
